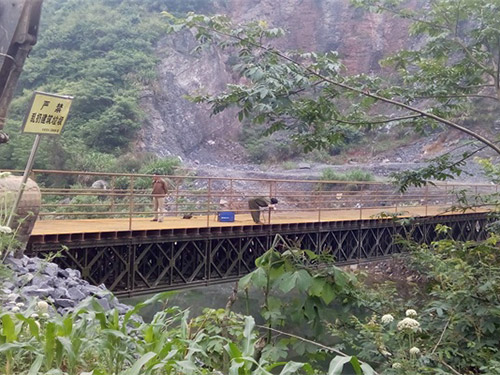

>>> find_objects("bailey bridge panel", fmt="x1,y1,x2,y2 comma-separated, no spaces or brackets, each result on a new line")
26,213,490,297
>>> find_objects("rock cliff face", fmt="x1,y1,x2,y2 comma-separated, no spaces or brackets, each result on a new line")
135,0,415,163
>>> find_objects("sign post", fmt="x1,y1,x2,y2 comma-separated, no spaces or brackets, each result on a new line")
6,91,73,228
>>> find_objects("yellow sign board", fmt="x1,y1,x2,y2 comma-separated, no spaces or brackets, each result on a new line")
22,91,73,135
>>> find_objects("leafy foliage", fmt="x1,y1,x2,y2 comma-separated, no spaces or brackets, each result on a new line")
0,291,371,374
1,0,165,174
166,0,500,185
235,223,500,375
320,168,375,183
238,237,376,374
390,151,475,193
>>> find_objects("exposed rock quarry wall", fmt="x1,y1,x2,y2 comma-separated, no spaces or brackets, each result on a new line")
136,0,416,162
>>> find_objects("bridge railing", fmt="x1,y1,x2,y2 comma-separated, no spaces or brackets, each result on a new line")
3,169,497,228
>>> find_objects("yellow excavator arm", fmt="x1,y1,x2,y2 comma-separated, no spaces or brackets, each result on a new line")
0,0,43,143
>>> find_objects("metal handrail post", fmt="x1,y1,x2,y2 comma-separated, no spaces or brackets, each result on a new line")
110,176,115,212
128,176,134,231
229,179,234,208
424,185,428,216
359,185,363,220
175,178,179,216
272,180,278,224
207,178,212,227
268,180,273,224
318,183,322,223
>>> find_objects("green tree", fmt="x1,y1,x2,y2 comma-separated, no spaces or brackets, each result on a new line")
3,0,163,173
165,1,500,181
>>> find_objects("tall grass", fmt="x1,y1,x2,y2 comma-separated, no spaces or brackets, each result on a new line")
320,168,375,182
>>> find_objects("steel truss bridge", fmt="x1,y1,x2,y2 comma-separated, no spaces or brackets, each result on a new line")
27,212,490,297
12,169,495,297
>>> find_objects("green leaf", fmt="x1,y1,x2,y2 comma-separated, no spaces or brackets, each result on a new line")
143,325,154,343
1,314,16,342
0,342,28,353
296,269,314,293
278,361,310,375
349,356,363,375
44,321,56,367
101,329,129,340
243,267,268,289
360,362,376,375
28,354,44,375
62,316,74,336
15,314,40,339
333,267,349,289
238,272,254,290
242,316,255,356
174,360,198,373
309,277,326,296
57,337,76,364
328,356,351,375
124,352,157,375
278,271,298,293
320,283,336,305
225,342,243,359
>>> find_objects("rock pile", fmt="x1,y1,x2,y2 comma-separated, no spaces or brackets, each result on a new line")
2,255,131,316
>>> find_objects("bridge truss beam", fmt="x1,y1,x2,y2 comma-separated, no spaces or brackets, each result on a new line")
27,213,491,297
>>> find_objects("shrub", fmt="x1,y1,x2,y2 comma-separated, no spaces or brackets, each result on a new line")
320,168,374,182
319,168,374,191
139,157,181,176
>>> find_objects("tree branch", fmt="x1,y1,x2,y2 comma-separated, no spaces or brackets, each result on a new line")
437,358,463,375
457,84,495,90
496,35,500,96
431,315,452,354
373,5,449,31
453,37,496,79
186,19,500,155
255,324,379,375
414,94,499,101
335,114,422,126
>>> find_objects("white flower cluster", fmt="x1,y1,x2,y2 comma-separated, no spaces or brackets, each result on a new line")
0,226,12,234
409,346,421,355
392,362,402,369
405,309,417,317
381,314,394,324
37,300,49,313
397,317,420,331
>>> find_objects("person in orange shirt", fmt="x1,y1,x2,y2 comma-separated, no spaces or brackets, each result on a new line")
151,173,169,222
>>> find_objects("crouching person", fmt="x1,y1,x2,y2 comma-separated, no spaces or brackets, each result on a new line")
248,197,278,224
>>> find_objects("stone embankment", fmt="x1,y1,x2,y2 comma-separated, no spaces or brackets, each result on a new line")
2,255,131,316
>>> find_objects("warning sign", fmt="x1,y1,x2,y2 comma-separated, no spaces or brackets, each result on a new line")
21,91,73,135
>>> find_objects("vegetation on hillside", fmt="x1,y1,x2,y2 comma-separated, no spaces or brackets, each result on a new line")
1,223,499,374
1,0,500,374
1,0,215,178
169,0,500,172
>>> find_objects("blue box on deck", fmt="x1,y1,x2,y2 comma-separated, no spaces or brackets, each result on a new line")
218,211,235,222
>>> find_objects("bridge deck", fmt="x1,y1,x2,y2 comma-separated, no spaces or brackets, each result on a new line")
27,206,490,296
32,205,465,236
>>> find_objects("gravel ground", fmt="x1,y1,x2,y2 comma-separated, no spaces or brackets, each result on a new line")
179,128,500,188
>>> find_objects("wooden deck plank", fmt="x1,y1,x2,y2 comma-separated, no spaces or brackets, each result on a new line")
31,205,478,236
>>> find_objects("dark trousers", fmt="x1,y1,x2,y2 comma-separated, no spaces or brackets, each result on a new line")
248,198,269,223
